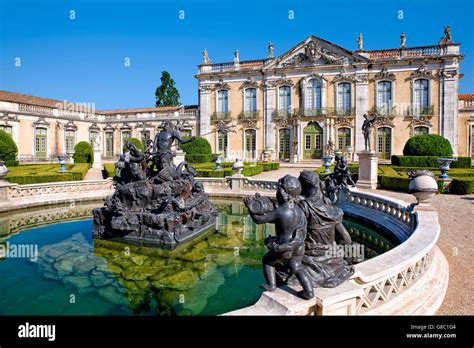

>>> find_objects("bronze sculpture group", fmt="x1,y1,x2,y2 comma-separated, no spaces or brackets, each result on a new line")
245,169,355,300
92,120,217,247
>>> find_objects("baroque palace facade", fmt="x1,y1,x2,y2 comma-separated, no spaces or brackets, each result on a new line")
0,91,197,162
196,33,473,162
0,31,473,164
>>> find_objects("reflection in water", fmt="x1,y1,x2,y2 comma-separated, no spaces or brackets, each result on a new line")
1,199,397,315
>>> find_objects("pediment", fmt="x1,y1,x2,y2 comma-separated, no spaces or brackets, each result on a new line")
264,36,368,70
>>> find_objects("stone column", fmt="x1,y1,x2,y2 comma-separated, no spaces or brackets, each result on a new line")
198,86,212,142
440,72,459,155
264,85,276,160
356,151,378,189
354,79,369,161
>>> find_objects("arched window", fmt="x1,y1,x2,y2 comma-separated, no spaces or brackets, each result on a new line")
244,88,257,113
278,86,291,112
377,81,392,113
35,128,47,158
337,82,351,115
413,79,429,115
305,79,322,111
245,129,256,160
413,126,429,135
65,129,76,153
337,128,351,150
217,90,229,114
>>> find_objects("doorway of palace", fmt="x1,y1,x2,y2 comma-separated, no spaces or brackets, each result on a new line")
303,122,323,159
377,127,392,160
278,128,291,160
105,132,114,157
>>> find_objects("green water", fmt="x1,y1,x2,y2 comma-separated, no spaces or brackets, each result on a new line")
0,200,397,316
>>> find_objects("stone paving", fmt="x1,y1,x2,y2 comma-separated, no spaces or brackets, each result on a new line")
253,168,474,315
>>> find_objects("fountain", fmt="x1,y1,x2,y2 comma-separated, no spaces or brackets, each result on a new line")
92,120,218,248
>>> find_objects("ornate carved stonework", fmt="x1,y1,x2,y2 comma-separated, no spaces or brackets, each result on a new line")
120,122,132,130
439,69,457,79
279,40,346,68
0,113,18,123
374,67,396,81
269,75,294,87
334,116,354,128
410,64,433,79
240,77,259,90
103,124,116,132
373,116,395,128
333,69,358,83
198,84,213,92
241,118,259,129
64,120,77,130
214,79,231,90
33,116,49,127
409,116,433,128
89,122,100,132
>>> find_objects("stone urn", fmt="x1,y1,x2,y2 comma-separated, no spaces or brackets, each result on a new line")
215,155,222,170
58,155,68,173
408,170,438,205
322,155,333,173
436,158,455,179
0,161,8,182
232,159,244,176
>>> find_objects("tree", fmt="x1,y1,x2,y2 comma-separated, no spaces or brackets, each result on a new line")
0,130,18,166
73,141,94,163
155,71,181,107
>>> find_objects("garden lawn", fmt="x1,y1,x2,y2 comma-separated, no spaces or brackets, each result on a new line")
6,163,91,184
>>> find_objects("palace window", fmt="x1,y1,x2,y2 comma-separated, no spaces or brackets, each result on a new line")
305,134,311,150
121,130,131,152
278,86,291,111
217,130,228,156
305,79,322,110
217,90,229,114
65,130,76,153
105,132,114,157
89,131,99,145
245,129,256,159
337,128,351,150
336,83,351,113
0,125,12,136
35,128,47,158
377,81,392,113
414,126,429,135
244,88,257,113
413,79,429,114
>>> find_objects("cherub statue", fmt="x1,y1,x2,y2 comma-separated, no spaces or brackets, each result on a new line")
244,175,314,300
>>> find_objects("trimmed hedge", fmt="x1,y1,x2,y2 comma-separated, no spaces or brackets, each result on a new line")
73,141,94,164
256,162,280,171
195,169,233,178
180,137,213,164
122,138,144,154
5,163,91,184
391,155,472,168
450,178,474,194
403,134,453,157
0,129,19,166
242,165,264,177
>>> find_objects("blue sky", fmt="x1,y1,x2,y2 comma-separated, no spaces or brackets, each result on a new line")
0,0,473,109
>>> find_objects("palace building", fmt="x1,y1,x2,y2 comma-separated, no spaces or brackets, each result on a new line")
0,30,473,164
196,32,472,162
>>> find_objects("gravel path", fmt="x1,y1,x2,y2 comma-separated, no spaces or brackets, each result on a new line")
251,168,474,315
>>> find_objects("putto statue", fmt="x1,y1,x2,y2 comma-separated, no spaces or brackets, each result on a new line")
325,155,356,203
244,171,354,300
92,121,217,248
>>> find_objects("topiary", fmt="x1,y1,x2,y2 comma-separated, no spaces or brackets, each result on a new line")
73,141,94,163
403,134,453,157
180,137,213,163
0,129,19,166
123,138,144,154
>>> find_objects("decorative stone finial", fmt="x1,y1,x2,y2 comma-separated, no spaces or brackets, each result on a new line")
268,41,274,59
400,32,406,48
234,49,239,65
356,33,363,51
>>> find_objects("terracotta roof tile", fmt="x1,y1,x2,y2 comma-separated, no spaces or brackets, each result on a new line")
459,94,474,100
99,106,182,115
0,90,65,108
